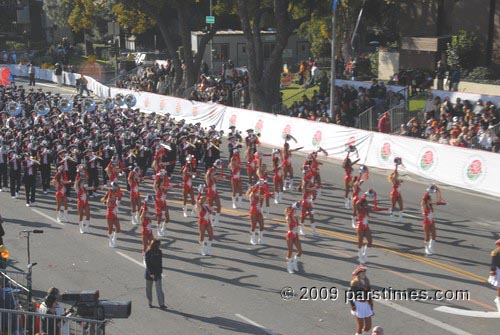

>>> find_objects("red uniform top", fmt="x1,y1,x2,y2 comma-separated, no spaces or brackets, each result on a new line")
106,193,120,220
344,165,353,182
230,158,241,180
391,180,401,198
106,162,119,183
287,212,299,239
207,167,218,197
283,149,292,167
182,166,194,190
356,208,369,231
142,215,153,235
129,172,141,199
198,204,211,225
77,187,88,207
422,198,434,225
249,195,262,215
155,188,167,211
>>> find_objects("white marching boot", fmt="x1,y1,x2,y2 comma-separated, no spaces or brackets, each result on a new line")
237,196,243,208
358,248,365,264
278,192,283,203
63,210,68,223
183,206,188,218
344,197,350,209
200,241,207,256
299,224,305,236
83,219,90,232
292,255,300,272
258,231,264,244
250,231,257,245
429,239,435,254
108,234,115,248
56,211,61,223
131,212,138,225
425,241,432,255
289,178,294,191
232,196,237,209
362,246,370,263
206,240,212,256
286,258,294,273
351,216,357,229
274,193,279,204
112,231,117,246
494,297,500,312
190,205,195,217
311,223,319,236
136,211,140,223
398,210,404,223
79,221,85,234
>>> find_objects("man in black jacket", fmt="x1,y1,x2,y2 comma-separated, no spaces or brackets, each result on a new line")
145,239,166,310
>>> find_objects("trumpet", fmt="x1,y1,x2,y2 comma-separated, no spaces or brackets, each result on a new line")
58,98,73,113
34,101,50,116
7,102,22,117
124,94,137,108
114,93,125,106
83,98,96,112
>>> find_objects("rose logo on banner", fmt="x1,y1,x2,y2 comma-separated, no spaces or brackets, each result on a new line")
380,142,391,161
192,106,198,117
312,130,322,147
282,124,291,139
255,119,264,135
144,97,150,108
160,99,166,110
418,147,438,173
463,156,486,185
229,114,237,126
175,100,182,115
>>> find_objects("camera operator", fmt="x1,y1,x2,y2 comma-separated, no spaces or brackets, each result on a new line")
38,287,69,335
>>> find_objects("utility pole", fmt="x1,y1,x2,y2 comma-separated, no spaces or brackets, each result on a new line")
209,0,214,74
329,4,337,117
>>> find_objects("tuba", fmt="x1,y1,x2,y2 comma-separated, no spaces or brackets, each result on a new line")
83,98,96,113
104,97,115,111
124,94,137,108
58,98,73,113
114,93,125,106
34,101,50,116
7,102,22,117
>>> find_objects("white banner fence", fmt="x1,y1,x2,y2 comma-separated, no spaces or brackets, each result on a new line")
4,64,500,197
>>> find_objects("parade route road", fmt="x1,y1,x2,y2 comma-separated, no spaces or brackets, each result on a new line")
2,79,499,335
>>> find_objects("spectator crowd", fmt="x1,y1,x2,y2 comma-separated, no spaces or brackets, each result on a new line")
400,96,500,152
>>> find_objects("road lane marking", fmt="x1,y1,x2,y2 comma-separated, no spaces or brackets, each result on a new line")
179,200,487,283
116,251,145,268
235,314,276,335
31,208,65,226
434,306,500,318
378,300,474,335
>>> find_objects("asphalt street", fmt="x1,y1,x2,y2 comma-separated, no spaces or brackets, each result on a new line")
2,79,499,335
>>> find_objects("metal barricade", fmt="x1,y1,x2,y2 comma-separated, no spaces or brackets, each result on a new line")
231,85,248,108
357,106,376,131
1,270,30,309
0,308,106,335
388,102,412,133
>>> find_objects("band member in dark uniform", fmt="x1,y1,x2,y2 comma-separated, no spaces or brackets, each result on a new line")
0,145,8,192
85,150,101,197
8,152,22,198
39,142,52,194
23,155,39,206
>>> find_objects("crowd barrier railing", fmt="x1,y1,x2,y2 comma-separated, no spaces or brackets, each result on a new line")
0,307,106,335
4,64,500,198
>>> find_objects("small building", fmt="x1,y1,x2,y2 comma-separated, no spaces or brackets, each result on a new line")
191,30,311,74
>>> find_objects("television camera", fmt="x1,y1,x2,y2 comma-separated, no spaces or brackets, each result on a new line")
61,290,131,321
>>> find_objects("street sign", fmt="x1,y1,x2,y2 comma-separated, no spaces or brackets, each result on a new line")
206,16,215,24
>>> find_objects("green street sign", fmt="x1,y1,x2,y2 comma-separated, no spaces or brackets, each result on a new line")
206,16,215,24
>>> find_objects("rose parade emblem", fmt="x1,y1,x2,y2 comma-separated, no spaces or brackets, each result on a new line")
312,130,322,147
380,142,391,161
144,97,150,108
192,106,198,117
175,100,182,115
282,124,291,139
418,147,437,172
255,119,264,135
229,114,237,126
466,159,483,181
159,99,166,110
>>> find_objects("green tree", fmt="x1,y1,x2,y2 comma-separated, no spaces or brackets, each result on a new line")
110,0,218,96
446,30,479,70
